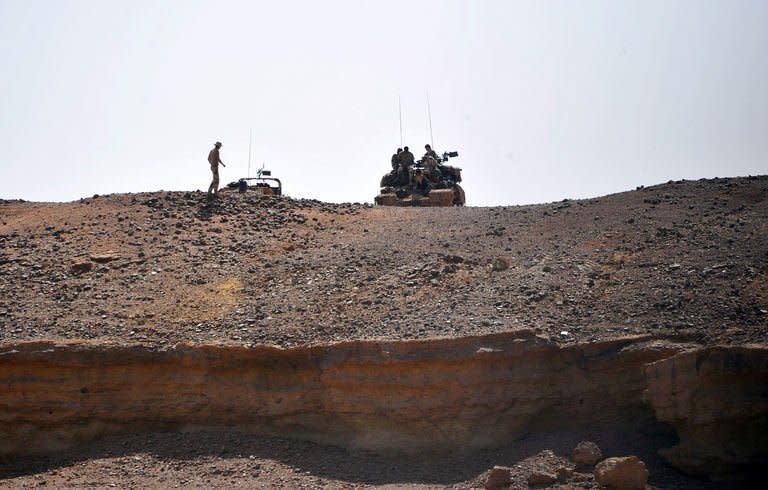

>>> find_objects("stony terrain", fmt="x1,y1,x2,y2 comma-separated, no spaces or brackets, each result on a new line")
1,176,766,348
1,175,766,489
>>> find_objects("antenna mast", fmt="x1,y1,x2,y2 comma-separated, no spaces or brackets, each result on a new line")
427,92,434,148
398,95,403,147
247,128,252,178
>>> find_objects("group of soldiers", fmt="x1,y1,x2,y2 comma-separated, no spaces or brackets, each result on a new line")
389,144,442,188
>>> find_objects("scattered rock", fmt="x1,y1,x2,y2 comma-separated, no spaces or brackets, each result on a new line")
527,470,557,485
443,254,464,264
594,456,649,489
491,257,509,272
90,251,121,263
572,440,602,466
484,465,511,489
70,261,93,275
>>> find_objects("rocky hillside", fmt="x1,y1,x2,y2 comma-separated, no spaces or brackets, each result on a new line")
1,176,766,348
1,175,767,489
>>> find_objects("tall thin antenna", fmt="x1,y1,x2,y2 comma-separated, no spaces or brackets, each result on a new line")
247,128,252,178
426,92,434,148
398,95,403,148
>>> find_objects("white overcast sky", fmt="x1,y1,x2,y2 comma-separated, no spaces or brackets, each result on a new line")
1,0,766,205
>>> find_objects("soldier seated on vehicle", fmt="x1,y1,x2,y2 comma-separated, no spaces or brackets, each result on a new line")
398,146,415,185
423,155,442,182
424,144,439,161
383,148,402,186
391,148,402,170
412,168,431,196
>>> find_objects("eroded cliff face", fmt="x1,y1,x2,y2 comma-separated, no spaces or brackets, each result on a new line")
644,345,768,475
1,332,766,478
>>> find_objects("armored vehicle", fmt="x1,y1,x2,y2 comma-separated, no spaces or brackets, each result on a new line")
226,169,282,196
375,151,465,206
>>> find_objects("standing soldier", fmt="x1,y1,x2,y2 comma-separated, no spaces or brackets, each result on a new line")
400,146,415,167
207,141,226,198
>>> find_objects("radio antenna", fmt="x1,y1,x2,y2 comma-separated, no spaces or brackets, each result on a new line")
427,92,434,148
247,128,253,178
398,95,403,147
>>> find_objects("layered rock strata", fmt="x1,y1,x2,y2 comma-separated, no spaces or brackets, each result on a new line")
1,332,766,478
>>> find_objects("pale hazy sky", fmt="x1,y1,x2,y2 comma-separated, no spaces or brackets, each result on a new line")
1,0,766,205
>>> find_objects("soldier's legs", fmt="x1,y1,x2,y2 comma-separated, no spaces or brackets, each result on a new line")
208,167,220,195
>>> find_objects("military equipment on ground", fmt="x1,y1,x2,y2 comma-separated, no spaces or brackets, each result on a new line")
226,169,282,196
375,151,465,206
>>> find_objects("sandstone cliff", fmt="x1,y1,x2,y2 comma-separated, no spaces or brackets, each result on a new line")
2,333,766,478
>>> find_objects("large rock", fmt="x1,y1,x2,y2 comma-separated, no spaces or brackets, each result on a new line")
484,466,511,489
572,440,602,466
594,456,649,489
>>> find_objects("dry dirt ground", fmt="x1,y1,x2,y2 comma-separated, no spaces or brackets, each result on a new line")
1,175,766,488
0,427,730,489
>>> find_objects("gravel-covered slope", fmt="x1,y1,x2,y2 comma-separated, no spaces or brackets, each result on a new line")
1,176,766,348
